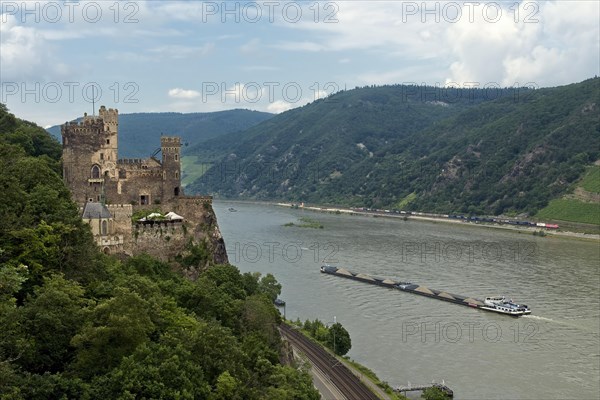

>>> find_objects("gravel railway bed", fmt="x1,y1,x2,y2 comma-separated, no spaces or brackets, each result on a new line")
279,324,380,400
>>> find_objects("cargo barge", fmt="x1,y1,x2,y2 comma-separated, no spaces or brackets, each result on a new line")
320,265,531,316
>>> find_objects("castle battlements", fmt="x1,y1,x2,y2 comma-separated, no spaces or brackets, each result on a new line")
161,136,181,144
118,158,145,165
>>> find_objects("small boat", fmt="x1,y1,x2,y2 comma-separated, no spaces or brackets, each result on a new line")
274,298,286,306
481,296,531,316
228,208,238,212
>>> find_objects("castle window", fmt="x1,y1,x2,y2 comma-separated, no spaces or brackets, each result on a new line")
174,187,180,196
101,220,108,236
175,171,179,179
140,195,149,205
100,153,104,160
174,154,179,161
91,165,101,179
106,139,110,145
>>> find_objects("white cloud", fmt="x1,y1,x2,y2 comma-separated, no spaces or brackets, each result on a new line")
149,43,214,59
168,88,200,99
240,38,260,54
241,65,279,72
276,1,599,87
0,14,71,81
273,41,326,52
267,100,294,114
444,1,600,86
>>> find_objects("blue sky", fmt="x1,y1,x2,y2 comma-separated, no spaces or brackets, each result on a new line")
1,1,599,127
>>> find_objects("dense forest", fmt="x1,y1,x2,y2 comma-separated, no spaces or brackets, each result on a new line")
187,79,599,216
0,104,319,399
47,109,273,158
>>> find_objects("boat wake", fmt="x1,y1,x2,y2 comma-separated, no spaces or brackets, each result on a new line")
523,314,598,332
523,315,556,323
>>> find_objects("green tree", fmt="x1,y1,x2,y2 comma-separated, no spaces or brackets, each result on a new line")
19,274,89,373
90,341,211,400
422,386,452,400
210,371,242,400
241,294,281,346
327,323,351,356
71,288,154,378
257,273,282,302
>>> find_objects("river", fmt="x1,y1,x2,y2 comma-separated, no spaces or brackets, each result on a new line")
213,201,600,400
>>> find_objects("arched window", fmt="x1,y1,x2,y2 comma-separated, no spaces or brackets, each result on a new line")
101,220,108,236
91,165,101,179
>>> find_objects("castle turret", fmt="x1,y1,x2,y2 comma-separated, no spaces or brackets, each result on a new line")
61,106,119,204
161,136,182,200
98,105,119,163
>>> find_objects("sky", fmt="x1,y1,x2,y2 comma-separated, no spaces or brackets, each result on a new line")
1,0,599,127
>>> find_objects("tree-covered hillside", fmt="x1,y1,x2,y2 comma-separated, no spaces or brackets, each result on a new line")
187,79,599,216
47,109,273,158
0,104,318,399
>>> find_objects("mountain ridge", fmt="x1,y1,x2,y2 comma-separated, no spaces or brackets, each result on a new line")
186,78,600,216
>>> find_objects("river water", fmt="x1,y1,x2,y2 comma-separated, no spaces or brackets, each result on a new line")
213,201,600,400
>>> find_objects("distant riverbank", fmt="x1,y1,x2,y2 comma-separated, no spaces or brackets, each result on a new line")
274,202,600,242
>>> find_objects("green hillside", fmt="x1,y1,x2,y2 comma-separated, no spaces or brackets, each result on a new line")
535,165,600,226
580,165,600,193
183,85,495,164
186,84,510,193
47,109,273,158
187,79,600,216
536,199,599,225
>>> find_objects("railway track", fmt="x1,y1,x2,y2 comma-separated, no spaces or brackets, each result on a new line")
279,324,380,400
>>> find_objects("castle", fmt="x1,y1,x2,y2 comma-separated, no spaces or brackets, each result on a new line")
61,106,228,270
62,106,182,206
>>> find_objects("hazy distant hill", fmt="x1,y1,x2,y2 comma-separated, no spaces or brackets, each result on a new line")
47,109,273,158
187,79,599,216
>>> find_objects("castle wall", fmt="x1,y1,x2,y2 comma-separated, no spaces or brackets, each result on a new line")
106,204,133,235
132,223,188,262
104,174,163,205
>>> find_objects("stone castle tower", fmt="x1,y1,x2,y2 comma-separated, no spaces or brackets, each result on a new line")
161,136,182,199
61,106,183,205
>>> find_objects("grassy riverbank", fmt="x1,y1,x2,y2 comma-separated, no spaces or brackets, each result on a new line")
275,202,599,241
